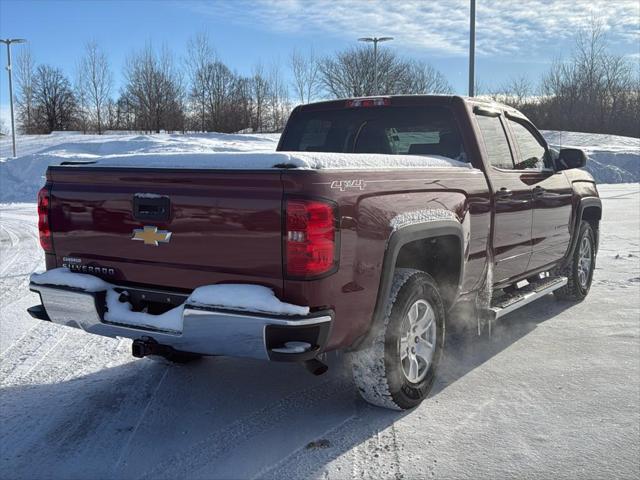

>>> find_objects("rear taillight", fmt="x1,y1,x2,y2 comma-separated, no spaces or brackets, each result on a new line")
285,198,338,278
37,186,53,252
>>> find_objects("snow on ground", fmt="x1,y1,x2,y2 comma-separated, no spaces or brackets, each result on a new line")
0,130,637,202
0,184,638,479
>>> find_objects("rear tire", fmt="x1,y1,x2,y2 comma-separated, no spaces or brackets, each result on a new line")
554,220,596,301
351,269,446,410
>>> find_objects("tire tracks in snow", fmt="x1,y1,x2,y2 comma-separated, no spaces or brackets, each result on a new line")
0,323,66,386
113,366,170,473
136,378,353,480
258,404,405,480
0,205,44,352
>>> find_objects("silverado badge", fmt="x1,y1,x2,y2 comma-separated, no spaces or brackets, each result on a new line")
132,226,172,246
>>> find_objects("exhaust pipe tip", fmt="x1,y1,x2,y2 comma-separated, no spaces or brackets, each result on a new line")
303,358,328,376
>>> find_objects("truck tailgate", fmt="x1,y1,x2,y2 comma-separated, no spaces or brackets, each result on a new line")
47,167,284,293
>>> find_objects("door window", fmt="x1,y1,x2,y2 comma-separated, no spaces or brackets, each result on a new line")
475,114,514,169
507,119,548,170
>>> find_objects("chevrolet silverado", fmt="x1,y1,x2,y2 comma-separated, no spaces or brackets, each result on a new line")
28,95,601,410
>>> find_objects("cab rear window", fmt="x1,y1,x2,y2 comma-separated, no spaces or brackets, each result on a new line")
279,106,467,162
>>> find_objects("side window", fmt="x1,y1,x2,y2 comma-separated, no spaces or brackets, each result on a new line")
507,119,548,170
475,114,514,169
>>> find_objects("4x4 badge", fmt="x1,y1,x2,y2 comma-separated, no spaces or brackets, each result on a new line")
132,226,172,246
330,179,365,191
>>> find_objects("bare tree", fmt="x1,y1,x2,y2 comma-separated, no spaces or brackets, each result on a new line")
122,44,184,133
404,60,453,94
185,32,215,132
267,60,290,131
183,33,255,133
77,41,112,133
538,18,639,136
205,60,236,131
74,67,90,133
251,63,270,132
32,65,76,133
496,75,533,108
290,47,321,104
319,46,450,98
15,46,36,133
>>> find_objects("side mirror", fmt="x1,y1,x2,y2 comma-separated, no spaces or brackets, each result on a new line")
555,148,586,171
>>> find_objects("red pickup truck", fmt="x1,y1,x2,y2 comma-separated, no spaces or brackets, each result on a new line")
29,95,601,410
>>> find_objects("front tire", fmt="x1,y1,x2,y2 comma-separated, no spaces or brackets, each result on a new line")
351,269,446,410
554,220,596,301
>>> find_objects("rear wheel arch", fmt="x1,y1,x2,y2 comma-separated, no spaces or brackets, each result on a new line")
352,220,465,350
394,233,463,307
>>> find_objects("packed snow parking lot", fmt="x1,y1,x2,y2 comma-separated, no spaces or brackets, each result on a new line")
0,133,639,479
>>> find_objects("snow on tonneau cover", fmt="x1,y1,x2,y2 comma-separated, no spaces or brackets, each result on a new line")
61,150,473,170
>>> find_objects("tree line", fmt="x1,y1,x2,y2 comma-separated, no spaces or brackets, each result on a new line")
13,33,452,136
494,22,639,138
12,22,639,137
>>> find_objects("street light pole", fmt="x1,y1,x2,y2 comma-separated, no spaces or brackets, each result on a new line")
358,36,394,95
1,38,27,158
468,0,476,97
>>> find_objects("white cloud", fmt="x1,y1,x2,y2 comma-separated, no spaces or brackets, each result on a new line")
182,0,640,57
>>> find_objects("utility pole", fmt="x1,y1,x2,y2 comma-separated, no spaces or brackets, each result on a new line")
1,38,27,158
358,36,394,95
468,0,476,97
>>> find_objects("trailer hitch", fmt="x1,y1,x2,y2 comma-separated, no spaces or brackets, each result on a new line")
132,336,175,358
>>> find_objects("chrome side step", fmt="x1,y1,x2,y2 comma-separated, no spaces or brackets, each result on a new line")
490,276,568,321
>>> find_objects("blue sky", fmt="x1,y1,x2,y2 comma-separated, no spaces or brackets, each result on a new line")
0,0,638,127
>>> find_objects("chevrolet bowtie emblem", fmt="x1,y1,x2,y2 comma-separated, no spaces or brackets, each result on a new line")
132,226,172,246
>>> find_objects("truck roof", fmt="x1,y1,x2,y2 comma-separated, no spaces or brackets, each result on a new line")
297,94,518,115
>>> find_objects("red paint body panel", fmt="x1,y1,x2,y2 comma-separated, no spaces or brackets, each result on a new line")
280,168,491,349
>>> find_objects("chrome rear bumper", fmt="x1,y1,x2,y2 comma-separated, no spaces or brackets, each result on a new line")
29,283,332,361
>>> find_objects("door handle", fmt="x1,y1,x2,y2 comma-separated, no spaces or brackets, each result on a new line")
495,188,513,199
532,186,546,198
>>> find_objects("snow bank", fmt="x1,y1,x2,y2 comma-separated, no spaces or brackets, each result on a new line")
30,268,309,332
542,130,640,184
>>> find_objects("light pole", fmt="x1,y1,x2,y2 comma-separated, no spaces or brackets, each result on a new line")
358,36,393,95
468,0,476,97
1,38,27,158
